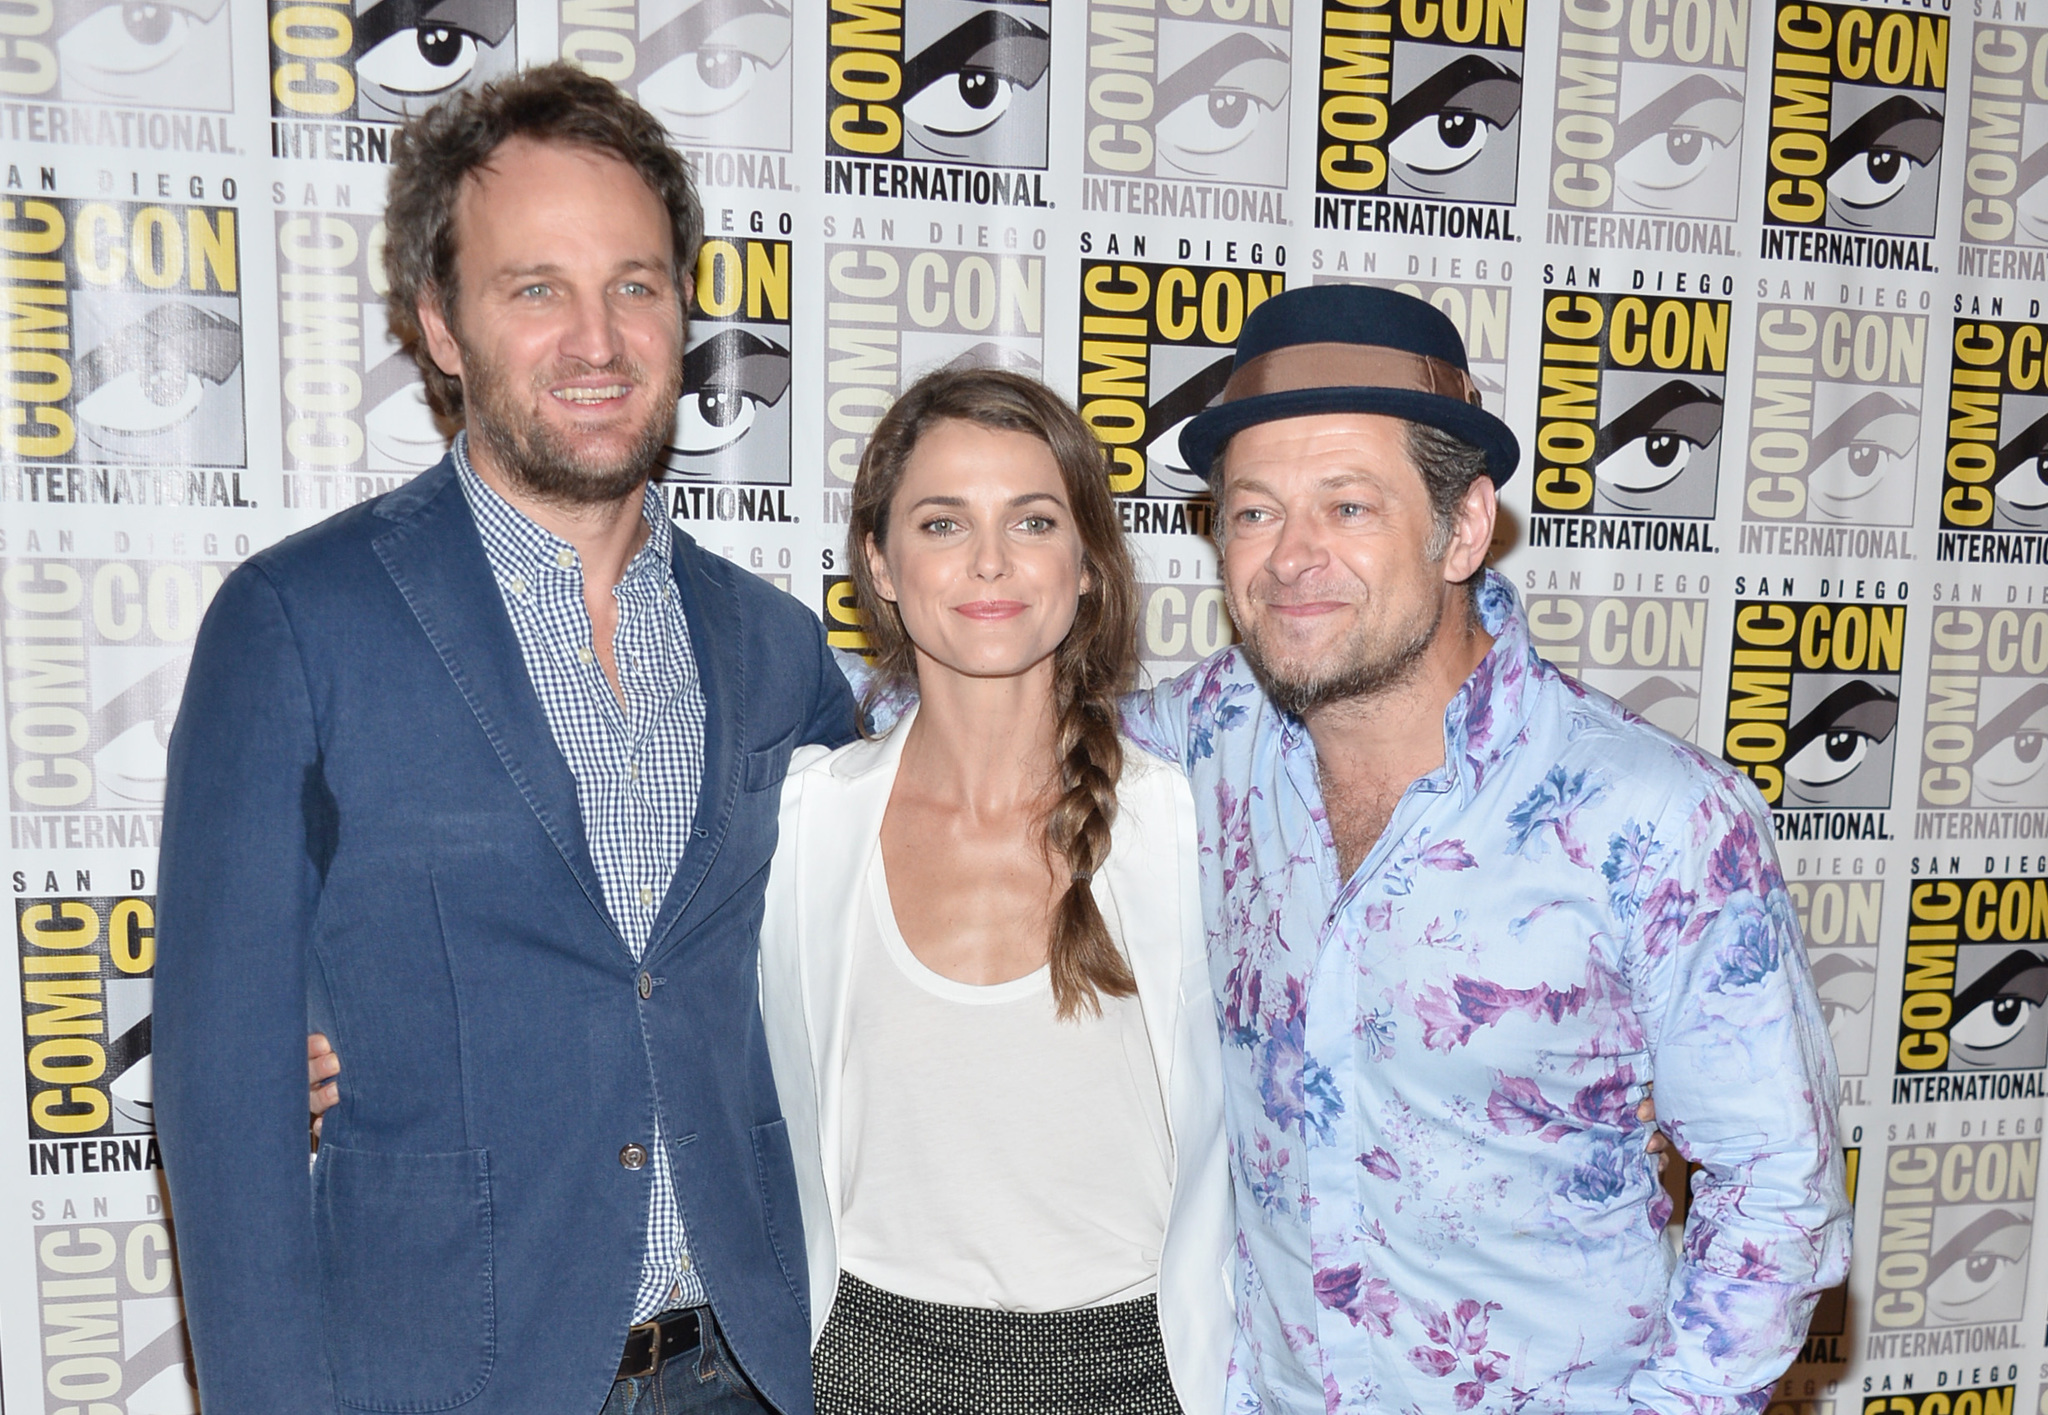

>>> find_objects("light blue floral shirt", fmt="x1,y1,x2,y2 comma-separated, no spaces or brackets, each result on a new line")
1121,571,1851,1415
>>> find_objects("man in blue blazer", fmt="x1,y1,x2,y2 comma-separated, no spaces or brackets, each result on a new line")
153,65,853,1415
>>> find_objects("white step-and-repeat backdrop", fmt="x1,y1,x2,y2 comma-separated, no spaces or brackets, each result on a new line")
1,0,2045,1412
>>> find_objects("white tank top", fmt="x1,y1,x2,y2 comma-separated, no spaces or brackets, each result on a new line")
835,848,1174,1312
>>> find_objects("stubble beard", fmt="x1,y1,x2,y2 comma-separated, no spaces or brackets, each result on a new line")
1232,583,1446,720
460,340,681,506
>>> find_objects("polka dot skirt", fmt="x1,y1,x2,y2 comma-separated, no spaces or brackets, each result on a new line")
814,1271,1184,1415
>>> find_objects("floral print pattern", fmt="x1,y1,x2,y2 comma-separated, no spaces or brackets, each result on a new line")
1124,572,1851,1415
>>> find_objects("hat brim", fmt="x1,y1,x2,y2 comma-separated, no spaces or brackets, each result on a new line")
1180,387,1520,488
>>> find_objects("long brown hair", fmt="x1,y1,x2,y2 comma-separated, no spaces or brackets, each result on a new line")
849,367,1139,1019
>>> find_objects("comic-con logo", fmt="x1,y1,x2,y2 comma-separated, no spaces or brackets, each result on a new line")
1741,303,1925,536
1314,0,1524,230
1760,4,1947,254
1076,252,1283,517
1081,0,1288,210
1917,607,2048,825
1,198,243,471
1722,596,1904,814
1871,1138,2036,1335
822,228,1045,487
827,0,1049,168
1524,586,1707,741
668,236,791,487
275,211,439,510
1939,320,2048,544
19,895,154,1152
269,0,515,123
34,1221,189,1406
1961,25,2048,257
1528,290,1728,542
1898,876,2048,1079
1787,873,1883,1076
2,0,233,108
1857,1393,2018,1415
1,558,223,817
1547,0,1748,235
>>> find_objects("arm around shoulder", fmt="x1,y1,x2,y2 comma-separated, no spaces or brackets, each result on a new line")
154,562,339,1412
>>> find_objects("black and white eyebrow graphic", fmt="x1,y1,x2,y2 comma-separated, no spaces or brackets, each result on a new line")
1144,354,1236,465
683,327,792,406
636,0,789,79
1387,54,1522,145
1616,676,1698,716
900,9,1050,109
354,0,514,54
1950,948,2048,1049
1614,74,1743,164
941,342,1045,376
76,303,242,407
1927,1209,2031,1285
1808,950,1877,1026
1810,390,1919,466
1823,95,1943,202
1154,31,1289,122
1784,679,1900,760
1974,683,2048,762
1593,380,1724,465
1996,406,2048,480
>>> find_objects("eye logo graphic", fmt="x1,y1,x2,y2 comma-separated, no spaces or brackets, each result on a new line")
633,0,792,149
1744,305,1925,532
1523,591,1707,743
1899,878,2048,1080
1941,320,2048,538
1531,292,1729,525
1918,608,2048,822
1085,0,1289,188
1547,0,1747,222
1763,3,1948,240
1722,598,1905,812
1076,258,1283,503
1871,1139,2036,1336
828,0,1051,168
1317,0,1524,202
269,0,517,122
1,198,244,470
1962,25,2048,253
34,0,234,109
669,238,791,485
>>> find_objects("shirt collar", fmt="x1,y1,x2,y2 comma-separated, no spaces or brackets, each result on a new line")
453,431,673,588
1439,568,1542,802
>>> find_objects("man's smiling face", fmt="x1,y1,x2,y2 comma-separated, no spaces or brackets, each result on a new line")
419,135,690,503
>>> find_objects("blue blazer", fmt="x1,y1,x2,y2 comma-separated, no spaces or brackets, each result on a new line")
153,455,855,1415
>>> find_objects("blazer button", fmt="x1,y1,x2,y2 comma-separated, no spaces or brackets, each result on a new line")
620,1143,648,1170
638,971,653,999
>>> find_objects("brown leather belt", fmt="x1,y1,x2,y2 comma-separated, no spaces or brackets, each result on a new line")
617,1307,702,1381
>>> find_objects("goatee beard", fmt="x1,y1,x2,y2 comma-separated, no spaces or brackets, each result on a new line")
1236,591,1445,719
462,344,680,506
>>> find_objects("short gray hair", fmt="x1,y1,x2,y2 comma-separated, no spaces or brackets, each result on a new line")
1406,420,1491,565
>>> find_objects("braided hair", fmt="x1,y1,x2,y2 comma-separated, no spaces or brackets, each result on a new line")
848,367,1139,1019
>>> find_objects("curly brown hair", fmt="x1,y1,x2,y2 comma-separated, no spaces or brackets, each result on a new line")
849,367,1141,1020
382,63,704,419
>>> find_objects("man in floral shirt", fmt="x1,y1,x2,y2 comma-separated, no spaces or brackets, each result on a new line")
1125,285,1850,1414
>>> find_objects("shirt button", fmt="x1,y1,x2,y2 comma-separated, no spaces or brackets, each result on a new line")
639,886,654,908
578,646,594,665
557,549,575,570
628,762,639,781
510,577,527,596
619,1143,647,1170
679,1252,692,1272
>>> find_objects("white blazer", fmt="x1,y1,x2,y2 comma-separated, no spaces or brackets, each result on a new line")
758,710,1235,1415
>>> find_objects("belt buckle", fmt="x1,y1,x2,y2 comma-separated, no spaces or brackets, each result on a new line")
620,1316,664,1380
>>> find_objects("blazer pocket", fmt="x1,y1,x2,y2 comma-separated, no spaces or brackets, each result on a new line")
750,1117,810,1323
743,730,799,793
315,1144,495,1412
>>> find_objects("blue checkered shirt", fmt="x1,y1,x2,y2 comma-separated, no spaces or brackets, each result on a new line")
455,435,709,1321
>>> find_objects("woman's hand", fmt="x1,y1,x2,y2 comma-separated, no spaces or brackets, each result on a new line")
309,1032,340,1139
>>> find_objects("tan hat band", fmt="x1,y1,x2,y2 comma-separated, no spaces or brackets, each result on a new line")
1219,342,1482,408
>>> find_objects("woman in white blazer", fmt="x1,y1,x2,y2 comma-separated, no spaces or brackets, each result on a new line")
758,367,1233,1415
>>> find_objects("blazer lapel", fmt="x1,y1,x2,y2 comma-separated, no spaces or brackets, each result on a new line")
645,532,741,957
371,458,614,937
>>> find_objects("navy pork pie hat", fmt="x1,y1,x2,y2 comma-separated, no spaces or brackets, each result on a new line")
1179,284,1520,486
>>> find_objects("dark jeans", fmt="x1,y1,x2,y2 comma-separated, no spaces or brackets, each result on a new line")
601,1310,773,1415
